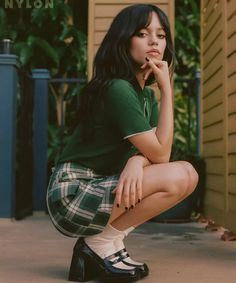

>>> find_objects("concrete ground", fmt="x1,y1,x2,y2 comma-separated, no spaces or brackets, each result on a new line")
0,213,236,283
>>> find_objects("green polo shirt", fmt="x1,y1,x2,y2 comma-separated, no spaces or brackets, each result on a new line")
58,79,158,175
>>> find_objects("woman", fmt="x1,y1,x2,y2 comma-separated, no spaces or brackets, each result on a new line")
47,4,198,283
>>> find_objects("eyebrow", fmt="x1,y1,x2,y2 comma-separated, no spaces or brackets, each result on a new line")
142,27,165,31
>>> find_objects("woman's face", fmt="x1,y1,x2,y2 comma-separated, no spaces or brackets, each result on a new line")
129,12,167,66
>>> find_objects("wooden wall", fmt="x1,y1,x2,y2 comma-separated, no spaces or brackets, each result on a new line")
201,0,236,232
88,0,174,78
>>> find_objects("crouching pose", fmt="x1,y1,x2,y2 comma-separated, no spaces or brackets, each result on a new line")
47,4,198,283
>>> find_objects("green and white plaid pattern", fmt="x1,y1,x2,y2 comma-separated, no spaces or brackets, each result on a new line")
46,162,119,237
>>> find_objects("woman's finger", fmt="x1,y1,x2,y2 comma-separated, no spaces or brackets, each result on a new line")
122,181,130,209
140,62,148,69
136,178,142,203
114,181,123,207
145,57,163,69
130,181,136,208
143,68,153,81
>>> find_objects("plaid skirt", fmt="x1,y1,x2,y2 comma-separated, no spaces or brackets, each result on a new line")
46,162,119,237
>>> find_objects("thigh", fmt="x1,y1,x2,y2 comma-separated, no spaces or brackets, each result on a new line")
141,161,189,198
108,161,189,223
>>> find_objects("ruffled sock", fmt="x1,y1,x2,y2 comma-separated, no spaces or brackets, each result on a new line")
84,224,135,270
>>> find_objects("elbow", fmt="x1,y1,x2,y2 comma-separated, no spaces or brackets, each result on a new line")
149,152,171,164
159,157,170,164
149,155,169,164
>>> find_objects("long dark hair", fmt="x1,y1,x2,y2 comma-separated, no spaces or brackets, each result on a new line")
78,4,175,139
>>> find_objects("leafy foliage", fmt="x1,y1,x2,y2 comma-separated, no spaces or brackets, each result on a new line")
0,0,88,165
173,0,200,159
0,0,87,76
172,82,197,160
175,0,200,77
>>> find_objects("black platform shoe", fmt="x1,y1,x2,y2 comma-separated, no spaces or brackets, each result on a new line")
116,248,149,278
68,238,140,283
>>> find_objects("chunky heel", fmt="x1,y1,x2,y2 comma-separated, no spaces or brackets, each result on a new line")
69,238,140,282
68,248,91,282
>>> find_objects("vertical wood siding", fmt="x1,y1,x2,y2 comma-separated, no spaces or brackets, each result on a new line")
201,0,236,232
88,0,174,78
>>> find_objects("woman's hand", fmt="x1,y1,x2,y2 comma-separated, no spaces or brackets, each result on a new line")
141,57,171,92
112,155,146,209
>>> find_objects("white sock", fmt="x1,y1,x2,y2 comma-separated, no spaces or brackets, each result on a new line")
84,225,135,270
113,226,144,266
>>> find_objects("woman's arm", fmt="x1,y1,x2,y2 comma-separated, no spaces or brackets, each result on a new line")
128,59,173,163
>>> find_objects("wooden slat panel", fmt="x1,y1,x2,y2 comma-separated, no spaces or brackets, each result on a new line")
203,103,223,127
227,51,236,77
202,19,223,56
206,174,225,193
95,3,168,17
204,189,224,210
228,175,236,194
203,50,223,82
94,44,99,55
229,194,236,213
203,30,222,64
94,31,106,45
229,113,236,133
227,13,236,38
95,18,113,31
201,0,236,233
203,1,222,40
203,85,223,111
202,140,224,157
227,0,236,21
203,67,223,96
205,157,224,175
203,122,223,142
228,72,236,96
228,94,236,115
202,0,217,23
227,32,236,57
228,134,236,154
228,154,236,173
95,4,129,17
95,0,169,3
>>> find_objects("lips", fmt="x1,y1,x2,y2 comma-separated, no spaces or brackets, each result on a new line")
146,49,160,56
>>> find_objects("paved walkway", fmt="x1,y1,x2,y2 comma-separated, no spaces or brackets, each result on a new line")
0,213,236,283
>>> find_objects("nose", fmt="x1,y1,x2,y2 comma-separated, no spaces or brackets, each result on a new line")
148,34,158,46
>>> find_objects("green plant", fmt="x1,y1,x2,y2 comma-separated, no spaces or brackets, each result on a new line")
173,0,200,159
172,83,197,160
175,0,200,77
0,0,88,166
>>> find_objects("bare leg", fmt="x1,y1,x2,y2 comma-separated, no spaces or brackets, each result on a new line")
109,161,199,230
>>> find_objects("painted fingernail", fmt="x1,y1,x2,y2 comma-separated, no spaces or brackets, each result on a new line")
138,199,141,203
145,57,149,62
117,204,120,208
131,205,134,209
125,207,128,211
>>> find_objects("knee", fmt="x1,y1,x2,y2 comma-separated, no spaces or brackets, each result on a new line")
179,161,199,195
165,165,190,200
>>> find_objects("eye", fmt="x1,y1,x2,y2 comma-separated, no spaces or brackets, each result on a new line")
136,32,148,38
157,34,166,39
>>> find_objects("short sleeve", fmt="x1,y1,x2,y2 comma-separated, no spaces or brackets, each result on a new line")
105,80,153,139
